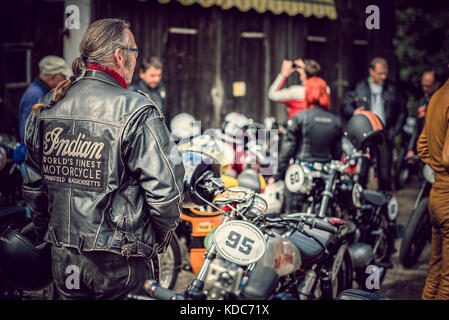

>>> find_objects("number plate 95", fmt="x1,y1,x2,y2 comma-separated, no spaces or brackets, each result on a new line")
213,220,266,266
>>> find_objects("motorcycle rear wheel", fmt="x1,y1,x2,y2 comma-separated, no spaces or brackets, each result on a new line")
332,249,354,299
399,197,430,268
158,235,182,289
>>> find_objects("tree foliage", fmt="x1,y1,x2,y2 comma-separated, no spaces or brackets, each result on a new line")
394,0,449,113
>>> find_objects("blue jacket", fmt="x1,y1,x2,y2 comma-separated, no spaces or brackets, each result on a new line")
18,78,50,142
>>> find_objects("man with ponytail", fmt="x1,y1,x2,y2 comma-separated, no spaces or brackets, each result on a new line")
268,77,343,212
22,18,185,299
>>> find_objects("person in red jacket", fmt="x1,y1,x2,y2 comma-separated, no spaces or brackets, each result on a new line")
268,58,322,119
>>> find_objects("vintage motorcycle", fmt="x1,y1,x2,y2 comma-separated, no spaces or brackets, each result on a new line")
399,164,433,268
393,117,417,189
283,148,398,290
138,150,353,301
158,117,280,289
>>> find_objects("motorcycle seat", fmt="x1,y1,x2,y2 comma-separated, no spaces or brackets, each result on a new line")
362,190,388,207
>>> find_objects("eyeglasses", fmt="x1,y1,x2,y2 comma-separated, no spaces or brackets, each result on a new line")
120,47,138,58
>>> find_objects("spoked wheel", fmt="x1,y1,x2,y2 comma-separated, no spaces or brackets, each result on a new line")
158,235,182,289
355,214,395,291
400,198,431,268
332,249,354,299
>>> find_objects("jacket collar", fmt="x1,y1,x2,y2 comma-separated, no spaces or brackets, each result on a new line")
83,67,128,89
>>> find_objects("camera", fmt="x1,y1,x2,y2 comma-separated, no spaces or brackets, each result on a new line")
291,60,302,69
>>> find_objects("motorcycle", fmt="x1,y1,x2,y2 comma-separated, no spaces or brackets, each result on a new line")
399,164,433,268
139,150,353,300
158,116,281,289
394,117,419,189
283,149,398,290
0,135,57,299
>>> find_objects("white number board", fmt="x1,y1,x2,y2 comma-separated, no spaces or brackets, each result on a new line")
213,220,266,266
285,164,304,193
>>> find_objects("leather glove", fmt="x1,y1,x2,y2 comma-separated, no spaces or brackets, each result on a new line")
155,229,174,255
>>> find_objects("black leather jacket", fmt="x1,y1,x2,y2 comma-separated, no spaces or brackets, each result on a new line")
274,106,343,180
22,69,185,259
129,79,168,125
342,78,407,140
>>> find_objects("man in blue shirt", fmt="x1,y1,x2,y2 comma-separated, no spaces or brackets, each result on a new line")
18,55,71,142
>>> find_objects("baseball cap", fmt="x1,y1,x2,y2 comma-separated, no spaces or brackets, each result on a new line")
39,55,72,78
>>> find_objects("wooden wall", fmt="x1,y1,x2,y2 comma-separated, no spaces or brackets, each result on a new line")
91,0,397,129
0,0,64,137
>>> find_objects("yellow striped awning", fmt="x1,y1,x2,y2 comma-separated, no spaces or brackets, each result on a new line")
158,0,337,19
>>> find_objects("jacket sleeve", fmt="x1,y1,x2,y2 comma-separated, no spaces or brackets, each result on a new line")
122,107,185,237
416,124,431,166
268,73,305,102
22,111,50,240
342,89,357,121
273,114,301,180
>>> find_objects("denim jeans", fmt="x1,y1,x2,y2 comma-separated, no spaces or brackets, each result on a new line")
51,245,153,300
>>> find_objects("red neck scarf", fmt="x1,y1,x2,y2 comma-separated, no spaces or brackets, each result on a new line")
87,64,128,89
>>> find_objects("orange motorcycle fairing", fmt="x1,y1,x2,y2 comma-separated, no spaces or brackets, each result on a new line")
180,207,224,275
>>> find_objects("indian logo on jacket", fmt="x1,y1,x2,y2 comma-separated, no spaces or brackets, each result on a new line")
41,123,109,192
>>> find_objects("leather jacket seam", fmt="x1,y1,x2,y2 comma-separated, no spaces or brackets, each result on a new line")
68,188,72,244
137,90,164,119
92,193,112,248
118,104,154,172
38,115,122,128
122,115,161,158
144,122,183,198
147,193,181,205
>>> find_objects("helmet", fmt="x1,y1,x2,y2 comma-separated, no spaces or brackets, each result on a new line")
181,150,221,208
345,110,385,150
178,133,236,170
0,227,52,291
170,113,201,142
222,112,252,143
260,180,284,214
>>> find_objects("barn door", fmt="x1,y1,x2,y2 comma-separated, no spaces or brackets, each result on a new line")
231,32,267,124
164,27,200,127
0,43,33,138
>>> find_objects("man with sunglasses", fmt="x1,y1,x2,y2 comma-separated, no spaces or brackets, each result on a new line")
21,18,184,299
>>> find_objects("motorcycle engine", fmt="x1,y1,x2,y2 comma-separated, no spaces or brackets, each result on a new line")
204,258,244,299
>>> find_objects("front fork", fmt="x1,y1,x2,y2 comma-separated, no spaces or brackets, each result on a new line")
187,215,231,293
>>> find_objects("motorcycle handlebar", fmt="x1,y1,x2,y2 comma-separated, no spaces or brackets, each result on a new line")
266,216,337,234
143,280,185,300
302,217,338,234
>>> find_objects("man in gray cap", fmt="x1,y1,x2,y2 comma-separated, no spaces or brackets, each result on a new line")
18,55,71,142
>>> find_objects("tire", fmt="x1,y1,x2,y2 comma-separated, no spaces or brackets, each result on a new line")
399,197,430,268
394,148,408,190
355,212,394,291
333,249,354,298
158,235,182,289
